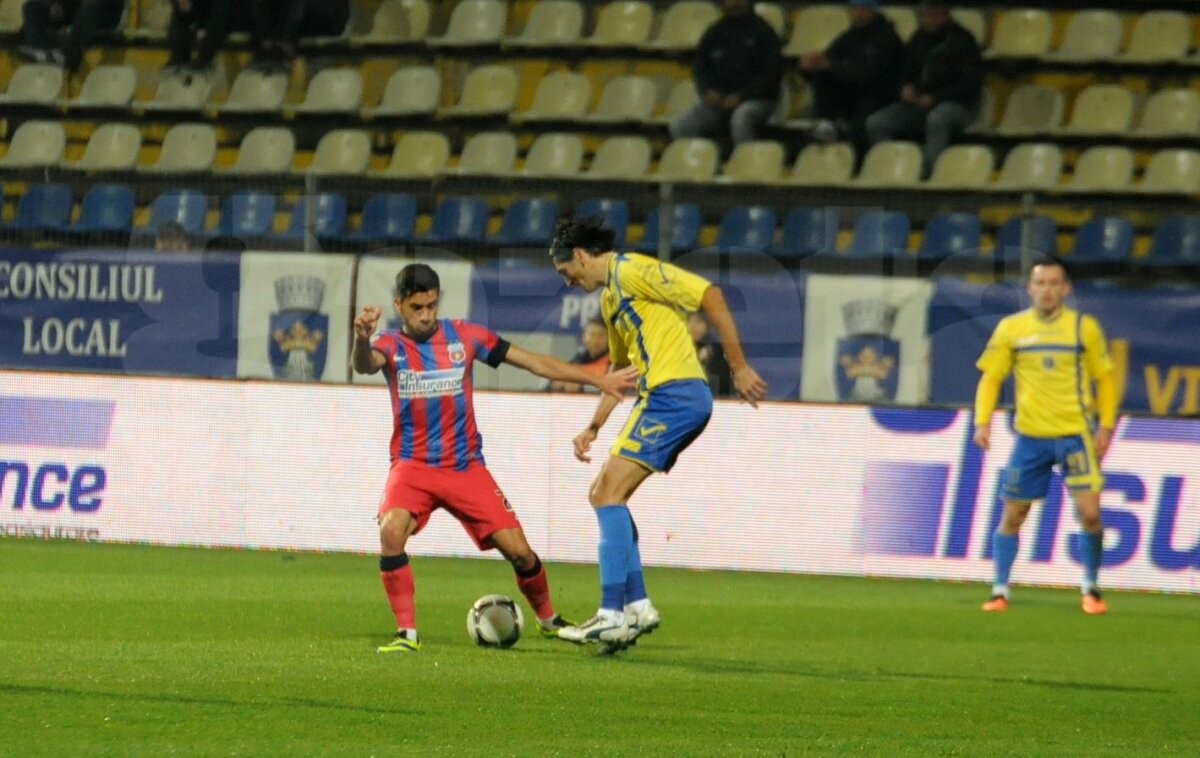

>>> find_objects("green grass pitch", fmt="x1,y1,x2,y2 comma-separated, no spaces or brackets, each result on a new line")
1,539,1197,756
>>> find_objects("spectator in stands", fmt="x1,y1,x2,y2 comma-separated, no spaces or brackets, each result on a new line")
670,0,783,148
248,0,349,71
546,316,611,393
799,0,903,153
155,221,191,253
19,0,125,71
864,0,982,175
688,312,732,397
167,0,246,73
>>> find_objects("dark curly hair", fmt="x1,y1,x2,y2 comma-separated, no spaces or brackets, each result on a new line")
549,216,615,262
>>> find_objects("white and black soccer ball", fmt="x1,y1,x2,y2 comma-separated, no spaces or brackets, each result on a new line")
466,594,524,649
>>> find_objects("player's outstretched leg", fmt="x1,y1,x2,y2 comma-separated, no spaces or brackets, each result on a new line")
378,552,421,653
489,528,575,637
559,504,634,645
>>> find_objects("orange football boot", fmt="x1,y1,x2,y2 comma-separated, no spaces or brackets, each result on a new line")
982,595,1010,612
1082,591,1108,615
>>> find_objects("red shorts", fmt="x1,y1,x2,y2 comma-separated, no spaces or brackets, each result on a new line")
377,461,522,551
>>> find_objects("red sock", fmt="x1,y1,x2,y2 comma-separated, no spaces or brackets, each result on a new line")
380,554,415,629
515,556,555,621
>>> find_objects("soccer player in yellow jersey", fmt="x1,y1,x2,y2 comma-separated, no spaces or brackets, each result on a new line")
548,217,767,650
973,260,1118,615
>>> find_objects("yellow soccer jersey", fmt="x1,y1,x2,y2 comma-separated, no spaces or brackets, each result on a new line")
976,306,1114,437
601,253,711,394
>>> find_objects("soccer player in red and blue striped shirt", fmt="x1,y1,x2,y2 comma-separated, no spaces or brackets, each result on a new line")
353,263,637,653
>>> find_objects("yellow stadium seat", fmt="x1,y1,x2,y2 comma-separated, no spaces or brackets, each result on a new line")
512,71,592,122
785,142,854,185
129,0,172,40
219,127,296,175
720,140,785,183
0,64,64,106
583,1,654,47
354,0,431,44
857,141,922,187
882,7,916,41
69,65,137,109
428,0,507,47
653,79,698,124
950,9,987,46
994,143,1062,190
0,121,66,168
644,1,721,51
0,0,24,32
136,70,213,111
220,69,288,113
364,66,440,117
1058,85,1134,135
1047,10,1122,62
1122,12,1190,64
505,0,584,47
586,136,652,179
139,123,217,174
521,133,585,177
1135,89,1200,138
1138,150,1200,194
784,5,849,56
965,85,996,134
373,132,452,178
290,68,364,115
62,124,142,172
1066,146,1133,193
985,9,1052,59
586,75,658,122
754,3,785,38
995,84,1063,136
440,65,518,117
925,145,994,189
651,138,720,182
451,132,518,175
301,130,373,176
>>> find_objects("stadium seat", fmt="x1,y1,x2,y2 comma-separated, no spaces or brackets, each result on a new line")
347,193,418,243
950,9,987,45
136,70,212,111
440,65,518,117
1070,217,1133,264
586,136,652,180
966,85,996,134
994,144,1062,190
925,145,994,189
1046,10,1121,62
0,121,66,168
918,212,982,260
1122,12,1190,64
995,215,1058,261
128,0,172,39
710,206,776,252
354,0,431,44
451,132,518,175
220,69,288,113
373,131,451,178
302,130,372,176
363,66,440,117
754,3,785,37
574,198,630,247
72,183,135,234
143,189,208,235
505,0,584,47
291,68,364,115
630,203,702,253
1138,150,1200,194
424,196,491,244
644,1,721,51
653,79,699,124
995,84,1064,136
279,193,349,241
845,211,910,257
512,71,591,122
1066,147,1134,193
492,198,561,246
582,1,654,47
8,183,72,231
586,75,658,122
138,123,216,174
721,141,785,183
61,124,142,172
786,143,855,185
220,192,277,238
985,9,1052,59
1058,85,1134,135
428,0,506,47
651,138,719,182
0,0,24,31
68,65,137,109
219,127,295,175
1135,90,1200,138
881,7,915,41
1145,216,1200,268
774,207,838,258
784,5,849,56
856,141,922,187
0,64,64,106
520,133,584,177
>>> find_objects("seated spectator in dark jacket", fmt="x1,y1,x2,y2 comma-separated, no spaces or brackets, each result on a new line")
167,0,249,72
688,312,732,397
799,0,902,152
19,0,125,71
670,0,783,147
864,0,982,175
249,0,349,70
546,316,611,393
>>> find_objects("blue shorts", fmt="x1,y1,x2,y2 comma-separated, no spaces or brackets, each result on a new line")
1003,432,1104,501
611,379,713,473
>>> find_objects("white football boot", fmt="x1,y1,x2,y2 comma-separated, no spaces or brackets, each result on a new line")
557,611,630,645
597,602,660,655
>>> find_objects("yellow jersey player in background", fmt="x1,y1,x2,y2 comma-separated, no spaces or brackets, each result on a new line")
548,216,767,652
973,259,1118,615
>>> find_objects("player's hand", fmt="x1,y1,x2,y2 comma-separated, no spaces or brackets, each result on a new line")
973,425,990,450
1095,427,1113,460
573,428,598,463
354,306,383,341
732,365,767,408
595,365,638,399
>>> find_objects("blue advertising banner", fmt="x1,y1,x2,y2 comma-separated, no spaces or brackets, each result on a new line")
929,279,1200,415
0,248,239,376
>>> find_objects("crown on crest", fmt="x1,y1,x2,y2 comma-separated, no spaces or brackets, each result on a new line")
274,275,325,312
842,299,898,336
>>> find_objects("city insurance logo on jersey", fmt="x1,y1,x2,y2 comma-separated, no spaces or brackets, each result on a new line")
0,396,112,541
864,408,1200,573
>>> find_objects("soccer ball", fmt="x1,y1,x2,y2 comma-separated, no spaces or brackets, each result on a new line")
467,594,524,649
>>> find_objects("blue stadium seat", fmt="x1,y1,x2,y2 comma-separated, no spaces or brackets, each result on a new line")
846,211,910,257
492,198,560,246
348,193,417,242
279,193,348,241
9,183,73,231
1070,217,1133,264
918,213,982,260
630,203,702,254
72,184,135,234
143,189,208,235
220,192,276,238
424,196,490,244
1145,215,1200,267
774,207,838,258
711,206,776,253
995,215,1058,262
574,198,630,248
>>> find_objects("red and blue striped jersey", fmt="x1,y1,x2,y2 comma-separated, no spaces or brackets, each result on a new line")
371,319,510,469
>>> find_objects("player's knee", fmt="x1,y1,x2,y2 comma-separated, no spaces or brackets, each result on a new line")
379,518,409,553
507,550,537,573
1079,509,1103,532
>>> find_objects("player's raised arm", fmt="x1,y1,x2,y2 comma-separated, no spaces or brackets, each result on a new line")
502,344,638,400
351,305,387,375
698,285,767,407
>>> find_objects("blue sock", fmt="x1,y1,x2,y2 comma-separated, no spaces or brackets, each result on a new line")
992,532,1019,595
1080,530,1103,594
596,505,633,611
625,532,647,605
